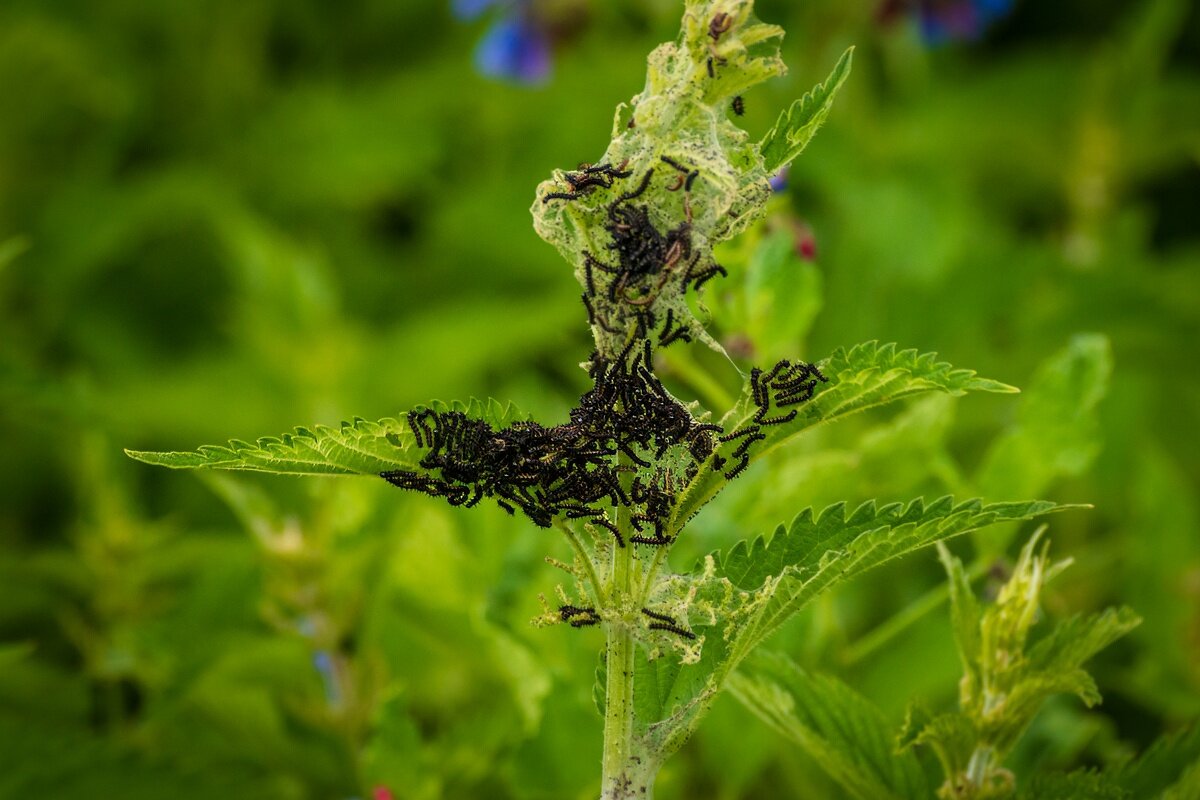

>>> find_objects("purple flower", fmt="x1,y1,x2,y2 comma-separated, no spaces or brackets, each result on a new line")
476,14,552,84
917,0,1013,44
769,168,789,193
453,0,553,85
877,0,1013,44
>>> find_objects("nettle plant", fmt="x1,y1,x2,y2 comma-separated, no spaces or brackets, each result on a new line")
127,2,1144,797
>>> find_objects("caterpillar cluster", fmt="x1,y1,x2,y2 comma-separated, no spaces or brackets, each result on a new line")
383,342,718,546
544,155,728,345
382,355,826,537
641,607,696,640
717,360,829,479
541,161,633,203
558,605,600,628
382,349,826,545
554,605,695,640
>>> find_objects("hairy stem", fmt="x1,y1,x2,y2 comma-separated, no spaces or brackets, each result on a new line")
600,462,656,799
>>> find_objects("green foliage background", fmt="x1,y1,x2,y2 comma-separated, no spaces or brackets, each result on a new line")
1,0,1197,797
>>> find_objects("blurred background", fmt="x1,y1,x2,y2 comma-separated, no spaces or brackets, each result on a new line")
0,0,1197,797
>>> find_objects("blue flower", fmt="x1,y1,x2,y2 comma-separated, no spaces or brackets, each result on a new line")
917,0,1013,44
475,14,551,84
453,0,553,85
769,167,789,193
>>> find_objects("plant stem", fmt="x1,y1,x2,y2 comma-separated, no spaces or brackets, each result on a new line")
600,465,656,799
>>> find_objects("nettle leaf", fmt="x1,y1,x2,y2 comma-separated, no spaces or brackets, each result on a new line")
731,498,1068,654
742,230,823,359
125,399,527,476
979,334,1110,497
975,334,1111,551
938,542,983,697
641,497,1067,762
897,704,976,788
910,535,1141,793
958,533,1138,747
634,645,687,729
1025,607,1142,705
1016,770,1130,800
759,47,854,175
728,650,935,800
671,342,1016,529
985,604,1141,739
1112,724,1200,799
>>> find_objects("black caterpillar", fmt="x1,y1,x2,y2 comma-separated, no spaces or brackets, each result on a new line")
382,342,720,544
383,350,824,544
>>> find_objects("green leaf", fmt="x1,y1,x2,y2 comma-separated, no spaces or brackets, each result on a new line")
672,341,1017,529
729,650,935,800
644,498,1068,764
734,498,1070,654
759,47,854,175
1025,607,1142,705
911,534,1140,791
742,230,823,359
1164,766,1200,800
976,334,1111,511
962,534,1137,753
1112,724,1200,798
1016,769,1130,800
635,644,687,729
938,542,983,699
897,704,976,791
125,399,526,476
0,711,283,800
361,689,437,800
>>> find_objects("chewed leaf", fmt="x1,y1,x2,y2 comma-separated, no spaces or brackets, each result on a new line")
125,399,529,476
531,0,849,358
